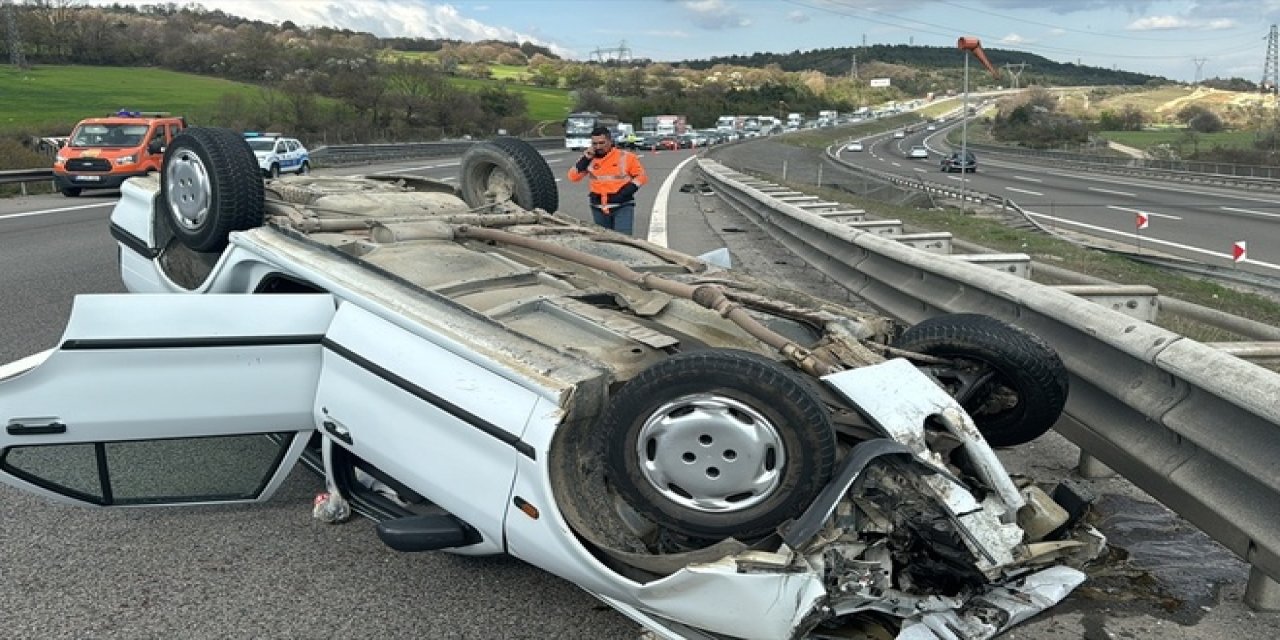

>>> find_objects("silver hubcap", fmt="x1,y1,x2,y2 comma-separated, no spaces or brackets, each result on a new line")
165,149,211,230
636,393,784,513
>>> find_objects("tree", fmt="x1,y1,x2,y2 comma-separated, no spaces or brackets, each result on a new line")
1098,105,1145,131
1178,104,1223,133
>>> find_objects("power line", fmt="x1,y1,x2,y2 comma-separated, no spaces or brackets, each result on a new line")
1263,25,1278,93
1003,62,1028,88
1192,57,1207,84
590,40,632,64
3,0,28,69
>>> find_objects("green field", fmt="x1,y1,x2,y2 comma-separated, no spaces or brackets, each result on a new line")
1,63,573,135
1097,129,1260,151
447,76,572,121
0,65,265,133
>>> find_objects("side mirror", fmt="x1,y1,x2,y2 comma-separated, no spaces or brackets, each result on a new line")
148,139,164,154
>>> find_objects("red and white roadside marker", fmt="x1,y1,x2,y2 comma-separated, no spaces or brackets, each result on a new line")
1135,212,1149,230
1232,241,1247,263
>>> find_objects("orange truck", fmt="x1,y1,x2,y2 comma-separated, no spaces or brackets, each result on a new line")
53,110,187,197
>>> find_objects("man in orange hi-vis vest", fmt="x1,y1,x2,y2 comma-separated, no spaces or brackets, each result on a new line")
567,126,649,235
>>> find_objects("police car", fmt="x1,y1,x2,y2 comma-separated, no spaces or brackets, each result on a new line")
244,133,310,177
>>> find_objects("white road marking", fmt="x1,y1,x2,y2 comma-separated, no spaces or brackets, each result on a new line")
646,154,700,247
1221,206,1280,219
1087,186,1136,197
1012,175,1043,183
1107,205,1181,220
0,202,114,221
913,167,928,173
1005,186,1043,196
1023,209,1278,272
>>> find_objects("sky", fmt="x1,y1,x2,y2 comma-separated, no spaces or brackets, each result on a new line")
80,0,1280,83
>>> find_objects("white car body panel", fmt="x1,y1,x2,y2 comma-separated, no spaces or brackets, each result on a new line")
316,302,548,554
0,294,333,505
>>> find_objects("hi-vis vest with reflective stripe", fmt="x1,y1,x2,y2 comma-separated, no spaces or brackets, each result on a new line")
567,147,648,204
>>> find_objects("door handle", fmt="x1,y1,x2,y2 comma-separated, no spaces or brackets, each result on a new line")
322,419,353,446
7,420,67,435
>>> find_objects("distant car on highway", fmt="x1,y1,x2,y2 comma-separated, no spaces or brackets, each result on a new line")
926,124,937,132
907,145,929,159
941,150,977,173
845,141,864,152
893,130,906,139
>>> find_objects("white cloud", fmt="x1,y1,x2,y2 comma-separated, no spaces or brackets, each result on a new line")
787,10,811,24
1127,14,1238,31
999,33,1028,44
680,0,752,30
1127,15,1191,30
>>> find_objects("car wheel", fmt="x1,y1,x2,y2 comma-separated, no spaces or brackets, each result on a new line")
269,164,280,179
892,313,1068,447
60,187,81,197
160,127,264,253
459,136,558,213
603,349,837,541
299,161,310,175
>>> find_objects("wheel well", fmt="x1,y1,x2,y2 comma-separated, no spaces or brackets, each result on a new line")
253,273,324,294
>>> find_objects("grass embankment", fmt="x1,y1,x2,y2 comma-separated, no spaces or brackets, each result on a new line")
769,122,1280,340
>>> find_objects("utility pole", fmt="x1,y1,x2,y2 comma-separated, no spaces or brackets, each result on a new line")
850,54,857,80
1003,62,1028,89
4,0,28,69
1263,25,1278,93
1192,58,1207,84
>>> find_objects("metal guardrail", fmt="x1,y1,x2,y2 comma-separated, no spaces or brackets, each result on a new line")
696,157,1280,609
0,168,53,186
308,137,563,166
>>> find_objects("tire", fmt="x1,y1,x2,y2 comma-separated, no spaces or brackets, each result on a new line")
602,350,837,541
269,164,280,179
161,127,264,253
60,187,81,197
459,136,558,213
892,313,1068,447
299,161,310,175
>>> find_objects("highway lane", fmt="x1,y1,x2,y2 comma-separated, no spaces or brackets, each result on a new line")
843,125,1280,278
0,144,716,640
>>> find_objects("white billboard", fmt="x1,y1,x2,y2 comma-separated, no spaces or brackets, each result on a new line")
869,77,891,88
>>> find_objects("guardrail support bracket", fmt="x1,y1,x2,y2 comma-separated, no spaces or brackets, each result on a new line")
1246,566,1280,611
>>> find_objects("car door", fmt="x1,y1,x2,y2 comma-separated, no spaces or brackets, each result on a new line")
314,302,545,553
0,293,335,507
284,140,301,172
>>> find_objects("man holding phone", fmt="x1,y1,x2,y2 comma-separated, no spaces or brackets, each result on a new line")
567,126,649,235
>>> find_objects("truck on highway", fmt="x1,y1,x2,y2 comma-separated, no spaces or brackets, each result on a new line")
649,114,687,136
564,111,619,150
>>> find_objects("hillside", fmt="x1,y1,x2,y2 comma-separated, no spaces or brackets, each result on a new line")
684,44,1164,91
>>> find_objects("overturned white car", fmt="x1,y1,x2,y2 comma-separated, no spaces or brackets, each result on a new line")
0,129,1101,639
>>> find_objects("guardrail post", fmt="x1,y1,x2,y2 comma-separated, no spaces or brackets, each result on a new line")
1076,451,1114,478
1246,566,1280,611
